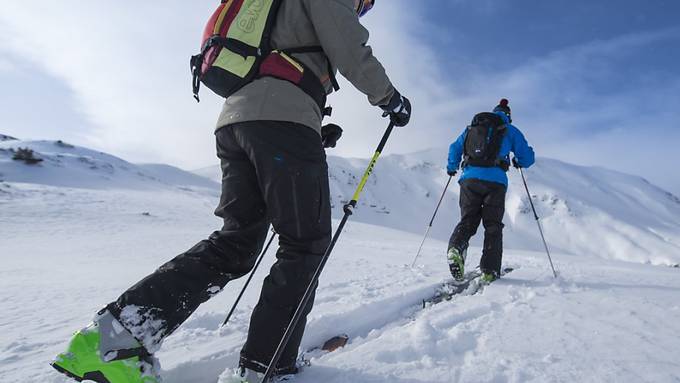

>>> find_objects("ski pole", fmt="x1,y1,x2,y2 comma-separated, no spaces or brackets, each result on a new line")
261,122,396,382
518,167,557,278
410,175,453,267
222,228,277,327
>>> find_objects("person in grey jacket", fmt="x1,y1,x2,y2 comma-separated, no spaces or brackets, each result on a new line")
51,1,411,382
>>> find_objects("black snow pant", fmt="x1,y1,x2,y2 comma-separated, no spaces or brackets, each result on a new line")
448,179,507,274
107,121,331,374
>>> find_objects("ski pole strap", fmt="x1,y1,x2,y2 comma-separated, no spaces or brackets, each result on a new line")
345,122,395,213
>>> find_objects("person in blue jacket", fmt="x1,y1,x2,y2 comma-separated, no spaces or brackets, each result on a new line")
446,99,535,282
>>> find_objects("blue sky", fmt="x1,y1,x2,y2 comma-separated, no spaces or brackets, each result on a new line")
1,0,679,194
426,0,679,64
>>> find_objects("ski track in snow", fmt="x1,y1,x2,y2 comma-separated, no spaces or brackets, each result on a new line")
2,141,680,382
2,184,680,382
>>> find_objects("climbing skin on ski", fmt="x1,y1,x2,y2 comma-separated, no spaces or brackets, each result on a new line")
423,267,514,308
221,334,350,382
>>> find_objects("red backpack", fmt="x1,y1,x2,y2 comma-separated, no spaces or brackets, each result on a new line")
190,0,338,112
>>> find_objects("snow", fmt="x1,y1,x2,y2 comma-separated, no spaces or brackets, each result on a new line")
197,147,680,266
0,138,219,192
2,138,680,382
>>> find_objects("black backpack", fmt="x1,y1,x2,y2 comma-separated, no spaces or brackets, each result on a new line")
462,112,509,171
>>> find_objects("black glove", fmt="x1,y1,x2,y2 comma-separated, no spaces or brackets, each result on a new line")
321,123,343,148
447,169,457,177
512,157,521,169
381,90,411,127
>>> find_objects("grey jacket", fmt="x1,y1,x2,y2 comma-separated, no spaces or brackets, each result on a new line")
215,0,396,134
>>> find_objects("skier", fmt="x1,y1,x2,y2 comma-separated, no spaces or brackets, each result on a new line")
445,99,534,283
51,1,411,382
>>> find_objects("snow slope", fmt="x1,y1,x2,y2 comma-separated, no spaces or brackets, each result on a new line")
0,138,219,192
2,139,680,382
197,148,680,266
2,185,680,383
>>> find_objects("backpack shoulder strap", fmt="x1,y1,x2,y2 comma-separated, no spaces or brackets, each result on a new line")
460,113,510,171
487,124,509,170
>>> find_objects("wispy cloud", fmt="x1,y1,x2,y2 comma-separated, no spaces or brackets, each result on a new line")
0,0,458,166
0,2,678,194
442,28,680,193
0,1,220,166
362,20,680,193
0,56,13,73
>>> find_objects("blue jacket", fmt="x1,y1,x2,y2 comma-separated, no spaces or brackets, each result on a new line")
447,112,535,187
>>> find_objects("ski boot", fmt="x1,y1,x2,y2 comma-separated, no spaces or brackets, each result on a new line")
51,309,160,383
447,246,466,281
480,270,500,284
219,366,295,383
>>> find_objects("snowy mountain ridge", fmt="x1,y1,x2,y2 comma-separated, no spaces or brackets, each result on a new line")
2,135,680,382
3,135,679,265
0,137,219,192
198,147,680,267
3,135,679,266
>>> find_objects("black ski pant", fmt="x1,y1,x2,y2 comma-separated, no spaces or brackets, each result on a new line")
107,121,331,374
448,179,507,274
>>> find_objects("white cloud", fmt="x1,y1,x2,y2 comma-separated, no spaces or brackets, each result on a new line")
0,1,455,168
0,1,457,168
0,57,13,72
477,29,680,194
325,1,459,159
1,2,678,194
0,1,221,166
